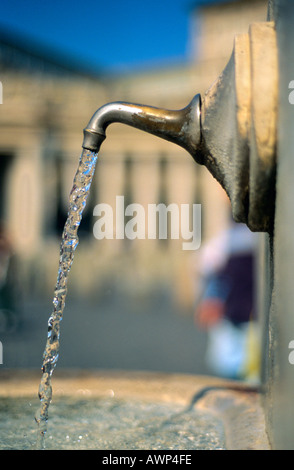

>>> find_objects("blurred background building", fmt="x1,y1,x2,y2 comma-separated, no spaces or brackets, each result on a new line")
0,0,268,373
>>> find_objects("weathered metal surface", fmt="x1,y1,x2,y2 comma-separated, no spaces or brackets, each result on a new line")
201,22,278,232
261,0,294,450
248,22,278,232
82,95,202,158
82,22,277,233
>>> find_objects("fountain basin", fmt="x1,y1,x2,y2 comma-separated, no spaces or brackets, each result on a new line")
0,370,270,450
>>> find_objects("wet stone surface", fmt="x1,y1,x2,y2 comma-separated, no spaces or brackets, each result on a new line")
0,396,226,450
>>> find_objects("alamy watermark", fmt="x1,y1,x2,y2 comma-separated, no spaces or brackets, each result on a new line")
0,341,3,365
93,196,201,251
289,81,294,105
288,340,294,365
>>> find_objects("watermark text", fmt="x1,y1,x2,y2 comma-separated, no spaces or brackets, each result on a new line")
93,196,201,251
288,340,294,364
289,80,294,104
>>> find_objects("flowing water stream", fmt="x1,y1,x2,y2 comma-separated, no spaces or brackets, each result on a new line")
34,149,98,448
30,148,228,451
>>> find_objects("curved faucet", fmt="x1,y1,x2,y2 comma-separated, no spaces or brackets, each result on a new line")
82,94,202,162
81,22,278,233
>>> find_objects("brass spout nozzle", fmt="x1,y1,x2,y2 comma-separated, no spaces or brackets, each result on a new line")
82,94,202,161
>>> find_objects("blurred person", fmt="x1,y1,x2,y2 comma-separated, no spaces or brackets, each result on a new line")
194,218,260,382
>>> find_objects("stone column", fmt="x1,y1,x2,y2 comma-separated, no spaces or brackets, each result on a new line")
165,153,199,309
128,154,161,251
94,152,125,253
7,141,43,257
165,153,198,251
200,165,230,241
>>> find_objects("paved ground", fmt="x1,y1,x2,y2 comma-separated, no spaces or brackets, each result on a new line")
0,288,210,376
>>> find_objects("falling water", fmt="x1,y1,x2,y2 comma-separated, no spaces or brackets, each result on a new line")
35,149,98,448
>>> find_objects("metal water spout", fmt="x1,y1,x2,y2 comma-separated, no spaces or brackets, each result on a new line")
82,95,202,161
82,22,278,233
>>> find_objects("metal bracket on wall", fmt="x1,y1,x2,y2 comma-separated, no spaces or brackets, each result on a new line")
201,22,278,232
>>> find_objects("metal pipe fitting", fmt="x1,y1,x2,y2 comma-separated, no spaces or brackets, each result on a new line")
82,94,202,162
81,22,278,233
